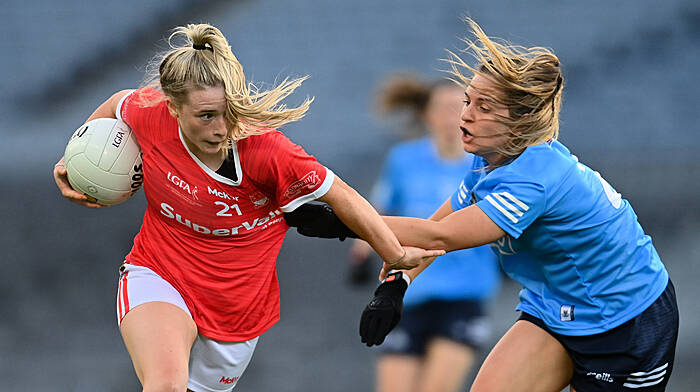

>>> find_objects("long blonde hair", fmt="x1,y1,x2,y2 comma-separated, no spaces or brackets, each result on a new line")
445,18,563,159
145,23,313,141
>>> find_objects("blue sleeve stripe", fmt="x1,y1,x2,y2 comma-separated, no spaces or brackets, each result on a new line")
499,191,529,211
485,194,519,223
492,193,525,217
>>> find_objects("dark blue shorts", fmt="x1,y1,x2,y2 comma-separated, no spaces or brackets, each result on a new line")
379,299,490,356
519,280,679,391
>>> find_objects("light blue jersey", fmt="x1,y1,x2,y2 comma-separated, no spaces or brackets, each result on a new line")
373,138,501,307
450,140,668,335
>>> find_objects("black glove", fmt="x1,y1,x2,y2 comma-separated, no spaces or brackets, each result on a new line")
284,203,359,241
359,272,409,346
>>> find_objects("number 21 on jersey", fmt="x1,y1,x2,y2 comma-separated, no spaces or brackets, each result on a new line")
215,201,243,216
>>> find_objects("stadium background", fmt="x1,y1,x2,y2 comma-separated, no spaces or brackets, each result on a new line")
1,0,699,390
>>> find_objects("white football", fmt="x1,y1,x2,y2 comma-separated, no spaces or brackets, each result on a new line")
64,118,143,205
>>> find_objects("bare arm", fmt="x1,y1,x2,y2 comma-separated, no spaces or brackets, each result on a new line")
381,199,505,280
53,90,133,207
317,177,444,268
85,89,132,121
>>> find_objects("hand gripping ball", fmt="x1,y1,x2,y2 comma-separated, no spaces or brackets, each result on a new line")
63,118,143,205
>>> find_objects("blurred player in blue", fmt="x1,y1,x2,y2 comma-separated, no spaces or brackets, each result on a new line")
287,18,679,392
349,74,501,392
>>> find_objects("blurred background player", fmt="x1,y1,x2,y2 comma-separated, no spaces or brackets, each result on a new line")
348,74,501,392
52,23,442,392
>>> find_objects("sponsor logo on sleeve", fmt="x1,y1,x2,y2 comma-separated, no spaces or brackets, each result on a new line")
284,170,321,198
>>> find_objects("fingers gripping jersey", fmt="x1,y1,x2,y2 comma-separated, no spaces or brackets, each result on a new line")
117,89,334,341
450,140,668,336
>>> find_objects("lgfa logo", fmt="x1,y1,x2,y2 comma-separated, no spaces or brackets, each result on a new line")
167,172,198,200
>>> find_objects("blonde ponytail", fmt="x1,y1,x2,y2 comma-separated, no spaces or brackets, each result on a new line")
146,23,313,141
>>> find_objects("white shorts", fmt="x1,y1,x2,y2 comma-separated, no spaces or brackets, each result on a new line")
117,263,258,391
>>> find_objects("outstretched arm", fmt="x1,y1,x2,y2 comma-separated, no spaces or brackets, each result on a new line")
379,200,505,280
316,176,445,270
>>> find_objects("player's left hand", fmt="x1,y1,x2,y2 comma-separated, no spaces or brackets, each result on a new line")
53,158,105,208
359,271,408,346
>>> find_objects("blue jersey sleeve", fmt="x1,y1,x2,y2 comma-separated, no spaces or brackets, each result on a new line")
474,172,546,239
450,179,471,211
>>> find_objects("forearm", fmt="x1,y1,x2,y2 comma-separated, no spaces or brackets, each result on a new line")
383,216,450,250
321,179,404,263
383,204,506,252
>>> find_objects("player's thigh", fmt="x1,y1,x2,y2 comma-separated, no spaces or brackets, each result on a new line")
377,354,422,392
470,320,572,392
417,337,476,392
120,301,198,390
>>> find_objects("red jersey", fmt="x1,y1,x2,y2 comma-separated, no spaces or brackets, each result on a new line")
116,88,334,341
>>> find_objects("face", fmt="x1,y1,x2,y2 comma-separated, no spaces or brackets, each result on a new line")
167,85,230,159
460,74,513,165
423,85,464,145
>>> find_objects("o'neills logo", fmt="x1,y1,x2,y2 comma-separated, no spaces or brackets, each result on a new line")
284,171,320,198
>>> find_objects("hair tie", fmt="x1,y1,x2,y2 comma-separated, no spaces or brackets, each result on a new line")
193,43,213,52
553,75,563,95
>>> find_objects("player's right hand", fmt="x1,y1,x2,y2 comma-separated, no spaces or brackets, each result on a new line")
53,158,105,208
386,246,445,272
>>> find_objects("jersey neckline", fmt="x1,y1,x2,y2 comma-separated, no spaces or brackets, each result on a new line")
178,127,243,186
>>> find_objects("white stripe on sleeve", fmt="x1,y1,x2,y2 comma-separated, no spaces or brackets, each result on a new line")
485,194,518,223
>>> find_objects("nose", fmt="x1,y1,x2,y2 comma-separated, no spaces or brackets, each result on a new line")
212,116,228,137
460,103,474,123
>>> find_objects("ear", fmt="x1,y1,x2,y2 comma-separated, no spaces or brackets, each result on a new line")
165,98,179,118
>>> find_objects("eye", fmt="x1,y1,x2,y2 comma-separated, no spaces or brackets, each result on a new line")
479,106,490,113
462,99,470,105
200,113,214,120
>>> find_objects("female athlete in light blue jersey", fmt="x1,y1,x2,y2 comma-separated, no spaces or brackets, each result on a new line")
354,19,679,392
350,75,501,392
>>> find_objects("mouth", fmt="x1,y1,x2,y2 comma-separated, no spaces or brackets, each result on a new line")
461,127,473,139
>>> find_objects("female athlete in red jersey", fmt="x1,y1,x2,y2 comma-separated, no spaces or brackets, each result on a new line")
52,23,443,392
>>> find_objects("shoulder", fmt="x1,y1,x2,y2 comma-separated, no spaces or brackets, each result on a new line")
119,88,168,120
490,140,576,186
239,129,295,153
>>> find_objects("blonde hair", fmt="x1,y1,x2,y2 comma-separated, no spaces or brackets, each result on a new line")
145,23,313,141
445,18,563,159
